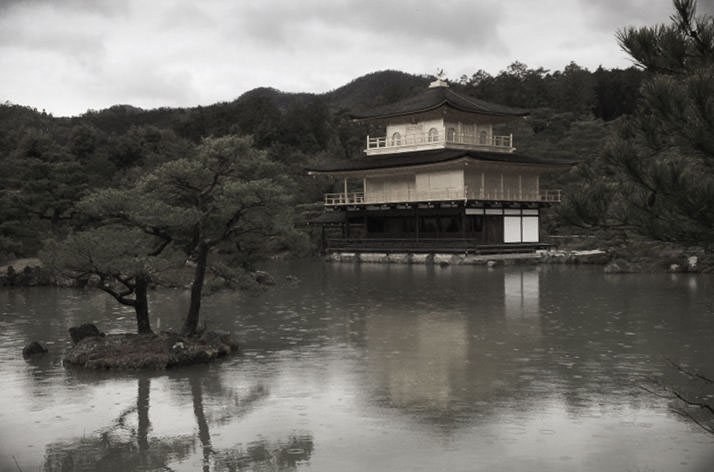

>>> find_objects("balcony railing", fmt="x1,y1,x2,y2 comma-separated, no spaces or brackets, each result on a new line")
324,189,561,206
366,131,514,155
324,192,365,205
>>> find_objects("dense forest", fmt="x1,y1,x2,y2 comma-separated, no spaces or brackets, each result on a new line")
0,62,647,263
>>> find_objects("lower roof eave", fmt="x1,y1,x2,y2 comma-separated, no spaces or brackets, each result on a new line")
306,151,574,177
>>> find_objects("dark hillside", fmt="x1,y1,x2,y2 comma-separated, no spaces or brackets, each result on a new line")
323,70,429,112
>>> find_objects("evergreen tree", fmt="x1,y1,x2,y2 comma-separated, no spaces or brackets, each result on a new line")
603,0,714,246
43,227,180,334
46,135,303,335
559,0,714,247
136,135,298,334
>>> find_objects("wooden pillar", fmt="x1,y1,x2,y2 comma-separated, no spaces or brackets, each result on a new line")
520,208,524,243
461,208,467,239
435,208,440,239
363,212,367,238
518,175,522,200
415,207,419,241
343,178,348,203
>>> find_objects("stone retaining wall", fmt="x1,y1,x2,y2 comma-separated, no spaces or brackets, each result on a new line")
326,248,710,272
328,251,543,265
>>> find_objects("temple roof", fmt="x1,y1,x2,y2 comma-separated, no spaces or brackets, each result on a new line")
307,149,574,174
350,86,529,121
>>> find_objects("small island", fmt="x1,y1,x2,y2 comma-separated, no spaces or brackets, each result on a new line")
38,135,299,369
62,324,238,370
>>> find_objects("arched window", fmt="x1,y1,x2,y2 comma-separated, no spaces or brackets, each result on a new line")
391,132,402,146
479,130,489,145
446,127,456,142
428,127,439,143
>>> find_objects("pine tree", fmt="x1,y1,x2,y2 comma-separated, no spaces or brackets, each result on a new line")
45,135,303,335
603,0,714,246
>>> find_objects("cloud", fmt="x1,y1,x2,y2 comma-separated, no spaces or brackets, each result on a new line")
697,0,714,15
0,18,105,66
0,1,118,70
229,0,505,51
577,0,703,32
0,0,127,16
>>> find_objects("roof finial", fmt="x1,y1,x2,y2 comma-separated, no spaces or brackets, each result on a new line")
429,68,449,88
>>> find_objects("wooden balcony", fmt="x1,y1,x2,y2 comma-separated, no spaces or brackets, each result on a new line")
365,131,514,155
324,189,561,206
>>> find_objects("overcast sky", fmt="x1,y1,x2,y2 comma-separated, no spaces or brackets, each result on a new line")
1,0,711,117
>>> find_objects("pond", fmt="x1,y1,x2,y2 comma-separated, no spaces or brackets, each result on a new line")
1,262,713,471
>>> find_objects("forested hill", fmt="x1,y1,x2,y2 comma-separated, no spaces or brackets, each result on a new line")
0,65,642,148
0,64,643,259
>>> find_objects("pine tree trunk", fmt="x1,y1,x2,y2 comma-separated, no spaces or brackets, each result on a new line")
183,242,209,335
135,275,153,334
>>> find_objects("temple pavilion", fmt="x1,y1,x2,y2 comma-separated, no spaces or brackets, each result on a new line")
307,77,571,254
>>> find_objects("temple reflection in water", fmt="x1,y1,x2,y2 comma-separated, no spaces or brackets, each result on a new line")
363,267,543,417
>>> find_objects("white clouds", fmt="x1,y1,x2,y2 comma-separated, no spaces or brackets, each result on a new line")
0,0,679,116
0,3,107,65
232,0,506,49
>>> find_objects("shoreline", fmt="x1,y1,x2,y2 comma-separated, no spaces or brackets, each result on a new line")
1,247,709,290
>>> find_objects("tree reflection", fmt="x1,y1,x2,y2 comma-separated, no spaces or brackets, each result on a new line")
189,373,214,472
43,372,313,471
137,377,150,453
43,376,194,471
213,434,314,471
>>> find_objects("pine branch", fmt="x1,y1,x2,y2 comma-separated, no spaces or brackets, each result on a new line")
149,237,173,257
97,279,136,307
640,360,714,435
668,387,714,416
667,358,714,384
670,407,714,434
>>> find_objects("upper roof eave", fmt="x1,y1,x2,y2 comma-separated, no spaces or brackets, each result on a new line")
349,87,529,121
349,103,529,122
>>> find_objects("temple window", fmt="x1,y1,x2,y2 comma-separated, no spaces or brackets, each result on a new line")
446,127,456,142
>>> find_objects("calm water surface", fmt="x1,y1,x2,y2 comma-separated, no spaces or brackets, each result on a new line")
1,262,713,471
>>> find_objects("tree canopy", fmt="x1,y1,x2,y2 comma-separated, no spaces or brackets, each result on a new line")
561,0,714,247
46,135,303,335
